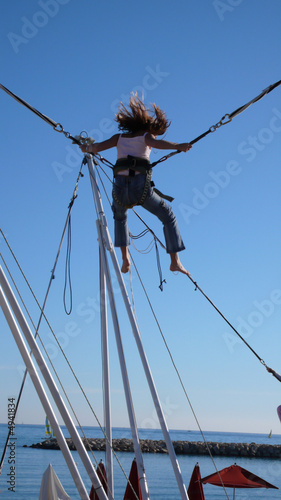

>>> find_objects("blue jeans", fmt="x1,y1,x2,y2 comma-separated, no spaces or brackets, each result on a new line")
112,174,185,254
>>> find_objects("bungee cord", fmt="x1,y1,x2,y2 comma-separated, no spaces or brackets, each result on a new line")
1,78,281,160
129,250,231,499
93,156,281,381
0,82,80,143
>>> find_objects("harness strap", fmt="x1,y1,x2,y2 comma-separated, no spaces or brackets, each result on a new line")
152,185,174,203
113,156,174,208
113,156,151,176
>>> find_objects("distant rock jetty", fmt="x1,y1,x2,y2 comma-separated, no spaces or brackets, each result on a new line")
26,438,281,459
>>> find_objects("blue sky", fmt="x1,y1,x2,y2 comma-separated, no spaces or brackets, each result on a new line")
0,0,281,437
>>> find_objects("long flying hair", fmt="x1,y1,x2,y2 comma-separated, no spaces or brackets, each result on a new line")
115,93,170,135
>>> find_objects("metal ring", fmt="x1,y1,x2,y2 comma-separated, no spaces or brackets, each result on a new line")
209,125,217,133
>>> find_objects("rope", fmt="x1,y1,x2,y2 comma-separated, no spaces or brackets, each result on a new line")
131,194,279,374
187,275,273,369
154,238,166,291
132,209,166,250
63,215,73,315
93,158,281,380
0,234,139,499
129,252,230,500
122,197,280,376
129,231,155,254
129,230,166,291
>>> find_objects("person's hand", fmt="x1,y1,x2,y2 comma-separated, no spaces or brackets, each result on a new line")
178,143,192,152
79,144,88,153
79,143,98,154
266,366,276,375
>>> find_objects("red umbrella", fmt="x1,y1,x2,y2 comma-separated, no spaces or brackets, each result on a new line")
89,460,107,500
202,463,278,499
187,463,205,500
123,458,143,500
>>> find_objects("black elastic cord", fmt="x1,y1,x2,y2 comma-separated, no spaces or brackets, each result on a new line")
188,274,266,365
151,79,281,168
2,79,280,167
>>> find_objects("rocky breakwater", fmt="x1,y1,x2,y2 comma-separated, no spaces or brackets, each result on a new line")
27,438,281,459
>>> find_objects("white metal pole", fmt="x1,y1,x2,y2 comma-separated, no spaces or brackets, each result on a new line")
99,250,114,499
0,284,89,500
87,156,189,500
97,220,150,500
0,266,109,500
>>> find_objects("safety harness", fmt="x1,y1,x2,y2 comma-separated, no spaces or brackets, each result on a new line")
113,155,174,209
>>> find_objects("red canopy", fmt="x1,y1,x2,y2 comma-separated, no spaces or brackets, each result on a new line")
123,458,143,500
201,463,278,489
89,460,108,500
187,463,205,500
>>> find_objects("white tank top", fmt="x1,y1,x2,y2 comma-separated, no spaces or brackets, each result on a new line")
117,133,151,160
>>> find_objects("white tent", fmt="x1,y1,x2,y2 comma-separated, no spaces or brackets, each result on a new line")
39,464,70,500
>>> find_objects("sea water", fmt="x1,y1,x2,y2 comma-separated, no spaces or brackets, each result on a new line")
0,424,281,499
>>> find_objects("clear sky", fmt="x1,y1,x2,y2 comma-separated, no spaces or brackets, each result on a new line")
0,0,281,436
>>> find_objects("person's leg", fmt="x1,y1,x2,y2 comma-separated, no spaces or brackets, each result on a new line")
142,188,190,275
113,175,149,273
113,208,131,273
112,176,132,273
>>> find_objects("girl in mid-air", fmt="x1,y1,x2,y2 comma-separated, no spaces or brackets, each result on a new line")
80,95,192,275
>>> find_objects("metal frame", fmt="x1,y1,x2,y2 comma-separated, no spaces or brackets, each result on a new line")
87,155,189,500
0,266,108,500
0,154,190,499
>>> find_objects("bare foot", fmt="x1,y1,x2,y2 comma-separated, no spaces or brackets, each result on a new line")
121,258,130,273
170,253,190,276
170,262,190,276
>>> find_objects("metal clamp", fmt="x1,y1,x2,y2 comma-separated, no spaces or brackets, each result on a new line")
209,113,232,133
72,131,95,145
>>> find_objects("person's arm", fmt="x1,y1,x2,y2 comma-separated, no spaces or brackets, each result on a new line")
145,133,192,152
79,134,119,154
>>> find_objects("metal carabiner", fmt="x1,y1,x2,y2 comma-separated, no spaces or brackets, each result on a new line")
220,113,232,126
53,122,64,133
209,113,232,133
